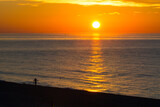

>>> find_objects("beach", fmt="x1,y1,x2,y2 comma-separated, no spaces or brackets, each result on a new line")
0,39,160,99
1,0,160,106
0,80,160,107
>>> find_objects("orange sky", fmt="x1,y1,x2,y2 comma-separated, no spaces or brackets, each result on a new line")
0,0,160,34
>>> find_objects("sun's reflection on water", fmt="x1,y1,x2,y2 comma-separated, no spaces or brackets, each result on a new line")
82,39,107,92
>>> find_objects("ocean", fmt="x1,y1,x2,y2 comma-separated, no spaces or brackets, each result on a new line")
0,33,160,99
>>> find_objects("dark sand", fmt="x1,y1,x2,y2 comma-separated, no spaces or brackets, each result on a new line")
0,80,160,107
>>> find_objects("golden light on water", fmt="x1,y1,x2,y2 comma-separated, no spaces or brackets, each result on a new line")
80,39,141,95
82,39,106,92
92,33,100,40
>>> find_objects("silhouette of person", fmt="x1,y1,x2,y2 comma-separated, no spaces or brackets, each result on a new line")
34,78,38,85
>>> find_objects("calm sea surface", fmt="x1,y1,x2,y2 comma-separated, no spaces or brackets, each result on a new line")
0,35,160,99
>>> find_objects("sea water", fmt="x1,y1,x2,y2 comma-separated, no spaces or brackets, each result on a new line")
0,34,160,99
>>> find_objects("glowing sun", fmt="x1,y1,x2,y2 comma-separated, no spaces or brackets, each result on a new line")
92,21,100,29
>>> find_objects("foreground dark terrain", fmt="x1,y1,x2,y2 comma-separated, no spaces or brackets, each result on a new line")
0,80,160,107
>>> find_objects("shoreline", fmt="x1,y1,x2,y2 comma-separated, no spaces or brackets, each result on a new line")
0,80,160,107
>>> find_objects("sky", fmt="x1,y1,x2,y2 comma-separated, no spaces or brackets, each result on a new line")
0,0,160,34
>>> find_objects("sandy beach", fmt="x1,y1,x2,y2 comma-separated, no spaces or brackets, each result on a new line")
0,80,160,107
